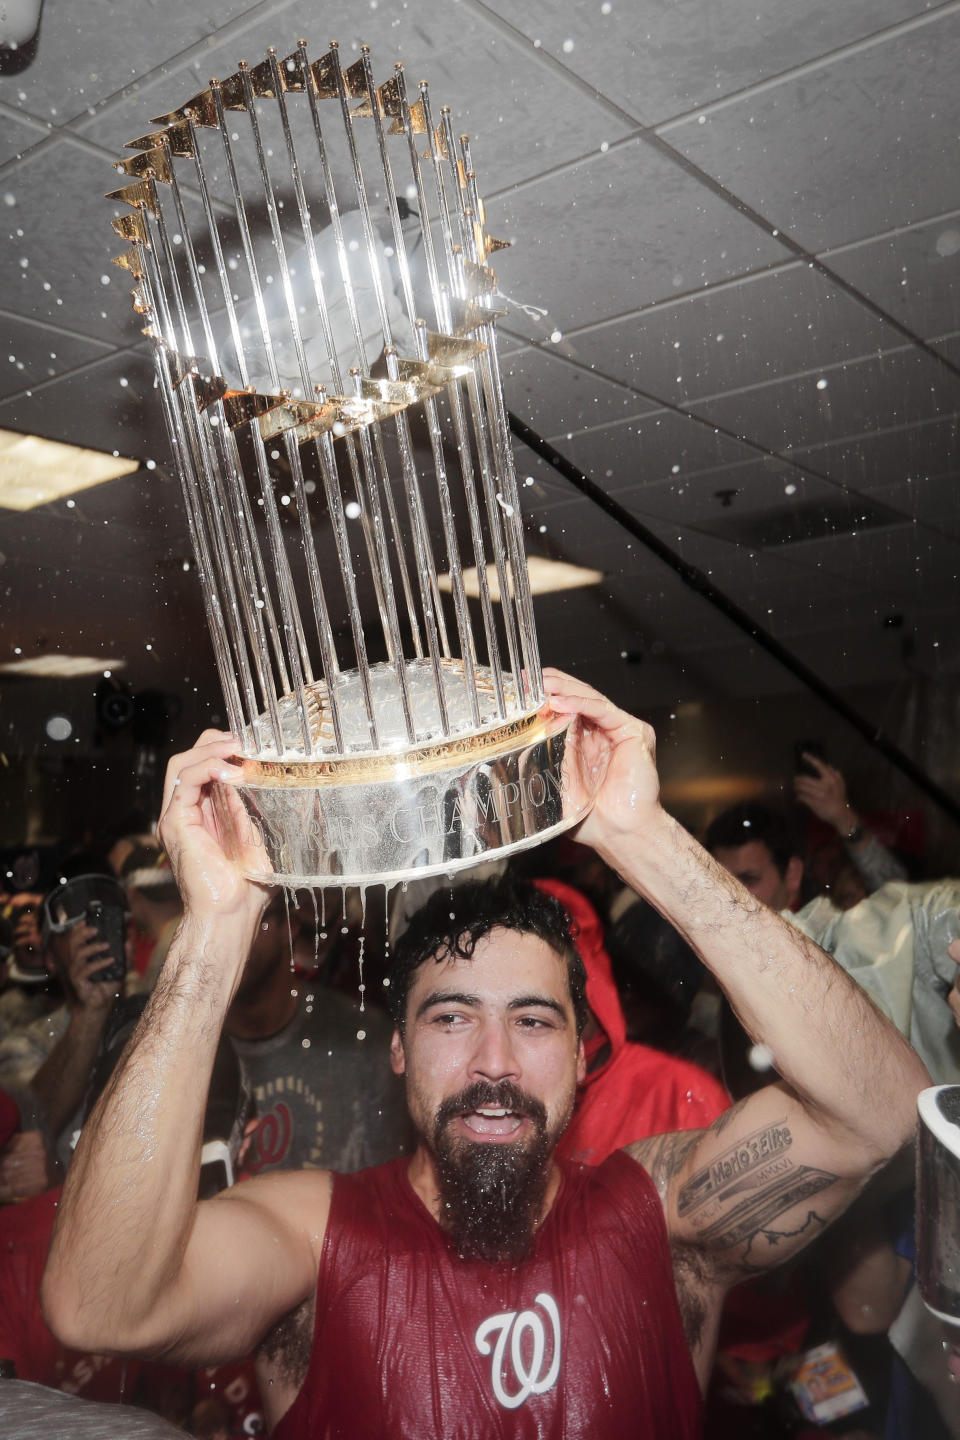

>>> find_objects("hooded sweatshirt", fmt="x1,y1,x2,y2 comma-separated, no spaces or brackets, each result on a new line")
532,879,730,1166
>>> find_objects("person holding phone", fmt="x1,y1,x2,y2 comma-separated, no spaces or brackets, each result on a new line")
0,872,128,1159
793,746,907,897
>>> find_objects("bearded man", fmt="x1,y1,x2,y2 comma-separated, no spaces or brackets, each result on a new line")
41,671,928,1438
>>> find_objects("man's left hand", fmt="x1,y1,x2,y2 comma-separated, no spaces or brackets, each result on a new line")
542,668,661,858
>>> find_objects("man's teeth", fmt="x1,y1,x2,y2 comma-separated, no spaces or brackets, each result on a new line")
476,1107,510,1117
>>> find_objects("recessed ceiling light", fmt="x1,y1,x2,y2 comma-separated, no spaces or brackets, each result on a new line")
0,655,126,678
439,556,604,601
0,429,140,511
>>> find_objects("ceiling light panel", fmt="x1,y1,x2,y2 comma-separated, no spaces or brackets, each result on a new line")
0,429,140,511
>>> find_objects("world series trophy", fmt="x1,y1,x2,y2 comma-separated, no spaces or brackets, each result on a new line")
106,38,606,888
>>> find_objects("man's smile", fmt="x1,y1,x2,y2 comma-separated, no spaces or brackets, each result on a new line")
458,1106,527,1141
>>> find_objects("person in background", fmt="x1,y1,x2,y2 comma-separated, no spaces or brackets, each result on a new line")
704,803,805,913
0,874,127,1163
534,877,729,1168
120,843,183,989
0,1086,53,1205
225,887,413,1175
0,994,263,1436
0,894,53,1038
794,753,907,900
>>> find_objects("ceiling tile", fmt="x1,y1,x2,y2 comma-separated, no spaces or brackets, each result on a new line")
0,137,147,346
72,0,626,194
659,10,960,251
616,460,843,530
823,212,960,339
0,347,163,459
868,470,960,540
0,313,114,401
501,346,657,438
491,138,789,341
0,109,50,167
570,264,898,407
553,408,760,498
689,343,960,456
0,0,271,127
477,0,936,124
932,330,960,367
792,412,960,491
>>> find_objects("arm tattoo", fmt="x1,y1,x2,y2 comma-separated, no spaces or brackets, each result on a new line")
628,1130,703,1202
678,1118,794,1217
678,1116,837,1275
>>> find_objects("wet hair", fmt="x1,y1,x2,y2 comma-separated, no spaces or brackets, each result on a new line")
388,876,588,1037
704,803,802,878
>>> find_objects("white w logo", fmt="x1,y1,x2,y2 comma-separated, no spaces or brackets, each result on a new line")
474,1292,561,1410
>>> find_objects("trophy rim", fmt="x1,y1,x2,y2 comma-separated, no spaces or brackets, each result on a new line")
234,703,561,789
244,810,586,891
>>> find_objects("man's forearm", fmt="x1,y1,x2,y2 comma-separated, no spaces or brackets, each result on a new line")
30,1007,110,1142
598,810,928,1161
42,911,254,1351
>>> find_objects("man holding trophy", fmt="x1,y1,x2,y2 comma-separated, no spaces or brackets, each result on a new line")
39,35,931,1436
41,669,928,1436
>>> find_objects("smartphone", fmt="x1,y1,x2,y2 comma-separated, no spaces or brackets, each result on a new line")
85,900,127,984
794,739,827,779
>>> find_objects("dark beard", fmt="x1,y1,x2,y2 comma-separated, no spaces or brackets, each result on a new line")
431,1081,553,1264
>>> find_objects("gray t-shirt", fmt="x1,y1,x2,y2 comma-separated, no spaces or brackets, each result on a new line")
230,988,413,1174
0,1381,186,1438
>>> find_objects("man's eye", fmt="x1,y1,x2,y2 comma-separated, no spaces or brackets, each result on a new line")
432,1012,465,1026
517,1016,552,1030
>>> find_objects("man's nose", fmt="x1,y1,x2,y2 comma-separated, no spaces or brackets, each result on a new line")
468,1018,520,1083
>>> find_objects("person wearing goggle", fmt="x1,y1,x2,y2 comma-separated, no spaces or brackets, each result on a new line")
0,873,130,1163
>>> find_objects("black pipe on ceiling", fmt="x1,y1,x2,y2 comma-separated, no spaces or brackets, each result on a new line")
508,411,960,830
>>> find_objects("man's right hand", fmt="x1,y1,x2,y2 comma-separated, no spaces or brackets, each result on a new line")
158,731,270,926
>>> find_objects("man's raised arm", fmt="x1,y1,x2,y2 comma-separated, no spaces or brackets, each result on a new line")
42,733,326,1365
545,670,929,1284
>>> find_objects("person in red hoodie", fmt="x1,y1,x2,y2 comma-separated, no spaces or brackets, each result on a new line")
533,878,730,1166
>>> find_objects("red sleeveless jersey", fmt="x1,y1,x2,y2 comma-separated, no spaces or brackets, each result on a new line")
271,1150,702,1439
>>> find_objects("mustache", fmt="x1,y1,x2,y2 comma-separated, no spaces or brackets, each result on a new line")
435,1080,547,1131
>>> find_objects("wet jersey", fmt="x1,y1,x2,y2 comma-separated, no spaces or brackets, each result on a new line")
271,1151,702,1439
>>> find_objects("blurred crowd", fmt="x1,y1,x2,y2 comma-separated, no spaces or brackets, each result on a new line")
0,743,957,1438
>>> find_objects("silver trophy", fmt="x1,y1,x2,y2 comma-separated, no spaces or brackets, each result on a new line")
107,38,604,887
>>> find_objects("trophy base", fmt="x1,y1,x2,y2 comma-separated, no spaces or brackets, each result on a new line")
211,704,598,889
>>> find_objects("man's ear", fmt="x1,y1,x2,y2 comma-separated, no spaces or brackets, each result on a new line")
576,1037,587,1086
390,1029,406,1076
